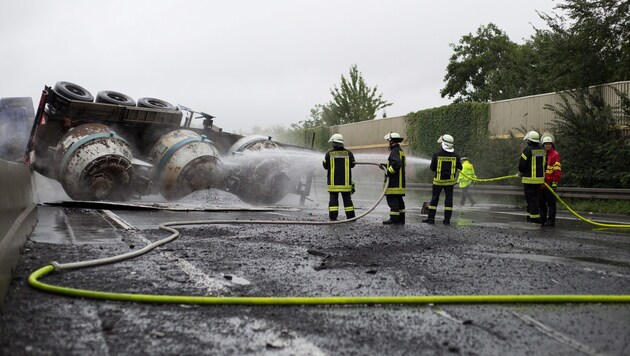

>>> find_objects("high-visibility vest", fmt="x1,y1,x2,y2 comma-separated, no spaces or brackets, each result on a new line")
385,145,406,195
519,144,546,184
431,149,462,186
323,147,355,192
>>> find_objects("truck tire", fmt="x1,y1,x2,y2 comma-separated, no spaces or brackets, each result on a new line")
96,91,137,106
54,81,94,102
137,97,176,110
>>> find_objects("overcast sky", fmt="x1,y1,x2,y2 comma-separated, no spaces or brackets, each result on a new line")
1,0,558,133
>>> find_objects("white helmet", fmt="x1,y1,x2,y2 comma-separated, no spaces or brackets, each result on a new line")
541,133,554,144
437,134,454,145
328,133,344,144
524,131,540,143
384,132,403,142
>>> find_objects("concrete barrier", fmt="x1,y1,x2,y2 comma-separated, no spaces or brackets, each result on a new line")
0,160,36,308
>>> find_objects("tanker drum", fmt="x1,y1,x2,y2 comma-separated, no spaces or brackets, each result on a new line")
227,135,292,204
54,123,134,200
149,129,222,200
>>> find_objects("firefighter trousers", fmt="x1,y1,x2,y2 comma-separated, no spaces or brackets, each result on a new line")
539,188,556,225
329,192,355,220
385,195,405,223
427,184,454,222
523,184,541,222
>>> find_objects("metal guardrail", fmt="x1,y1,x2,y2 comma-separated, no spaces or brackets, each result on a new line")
405,183,630,200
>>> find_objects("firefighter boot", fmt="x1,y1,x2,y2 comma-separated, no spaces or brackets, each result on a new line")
443,210,452,225
422,210,435,224
543,217,555,227
399,213,405,225
346,210,356,222
383,215,402,225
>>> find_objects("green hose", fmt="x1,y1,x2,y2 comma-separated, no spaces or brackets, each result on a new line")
458,171,630,228
29,265,630,305
27,169,630,305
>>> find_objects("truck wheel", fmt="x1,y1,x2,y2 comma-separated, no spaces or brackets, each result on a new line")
137,97,176,110
96,91,137,106
54,81,94,102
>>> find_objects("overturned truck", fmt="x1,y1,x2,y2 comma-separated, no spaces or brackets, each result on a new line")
26,82,313,204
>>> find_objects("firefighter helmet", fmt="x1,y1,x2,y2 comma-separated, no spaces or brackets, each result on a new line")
437,134,454,145
524,131,540,143
384,132,403,142
328,134,344,144
541,133,554,144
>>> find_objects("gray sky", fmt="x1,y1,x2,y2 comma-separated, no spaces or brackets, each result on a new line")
1,0,557,133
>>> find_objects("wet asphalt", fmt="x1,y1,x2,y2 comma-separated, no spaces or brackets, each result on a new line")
1,192,630,356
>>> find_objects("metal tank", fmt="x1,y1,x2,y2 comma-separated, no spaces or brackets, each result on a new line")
54,123,134,200
149,129,222,200
226,135,292,204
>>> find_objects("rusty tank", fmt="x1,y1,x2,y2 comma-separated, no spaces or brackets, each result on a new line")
225,135,293,204
53,123,134,200
148,129,223,200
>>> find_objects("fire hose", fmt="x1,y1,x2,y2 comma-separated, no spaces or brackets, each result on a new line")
28,164,630,305
457,171,630,228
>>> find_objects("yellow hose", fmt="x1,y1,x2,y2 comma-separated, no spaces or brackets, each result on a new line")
458,171,630,228
27,169,630,305
29,265,630,304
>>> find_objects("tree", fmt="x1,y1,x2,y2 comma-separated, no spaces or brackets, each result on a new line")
440,23,534,102
323,64,392,126
534,0,630,90
546,88,630,187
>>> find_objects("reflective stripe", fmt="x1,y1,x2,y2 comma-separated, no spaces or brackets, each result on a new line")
329,206,339,212
344,206,354,212
328,185,352,192
385,188,405,195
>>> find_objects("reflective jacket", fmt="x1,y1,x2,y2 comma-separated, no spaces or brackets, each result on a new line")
323,147,355,192
518,142,546,184
544,147,562,186
430,149,462,186
385,144,406,195
457,160,476,188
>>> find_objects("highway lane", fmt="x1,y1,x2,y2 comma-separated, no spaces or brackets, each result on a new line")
1,196,629,355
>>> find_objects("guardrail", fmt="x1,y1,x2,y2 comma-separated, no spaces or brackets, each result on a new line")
405,183,630,200
349,180,630,200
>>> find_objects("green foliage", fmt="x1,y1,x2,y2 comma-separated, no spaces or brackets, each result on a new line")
442,1,630,103
323,64,392,126
546,88,630,188
536,0,630,89
276,125,331,151
558,198,630,215
440,23,536,102
406,102,491,182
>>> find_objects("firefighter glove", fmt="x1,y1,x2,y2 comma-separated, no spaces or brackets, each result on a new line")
378,163,387,171
351,181,356,195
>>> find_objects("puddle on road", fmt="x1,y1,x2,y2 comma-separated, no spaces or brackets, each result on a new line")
29,206,122,244
29,206,73,244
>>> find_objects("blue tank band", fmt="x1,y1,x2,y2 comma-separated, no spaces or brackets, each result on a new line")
60,131,128,171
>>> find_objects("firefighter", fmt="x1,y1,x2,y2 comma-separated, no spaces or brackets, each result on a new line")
382,132,406,225
458,157,477,206
539,133,562,227
518,131,546,224
323,134,356,221
422,134,462,225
